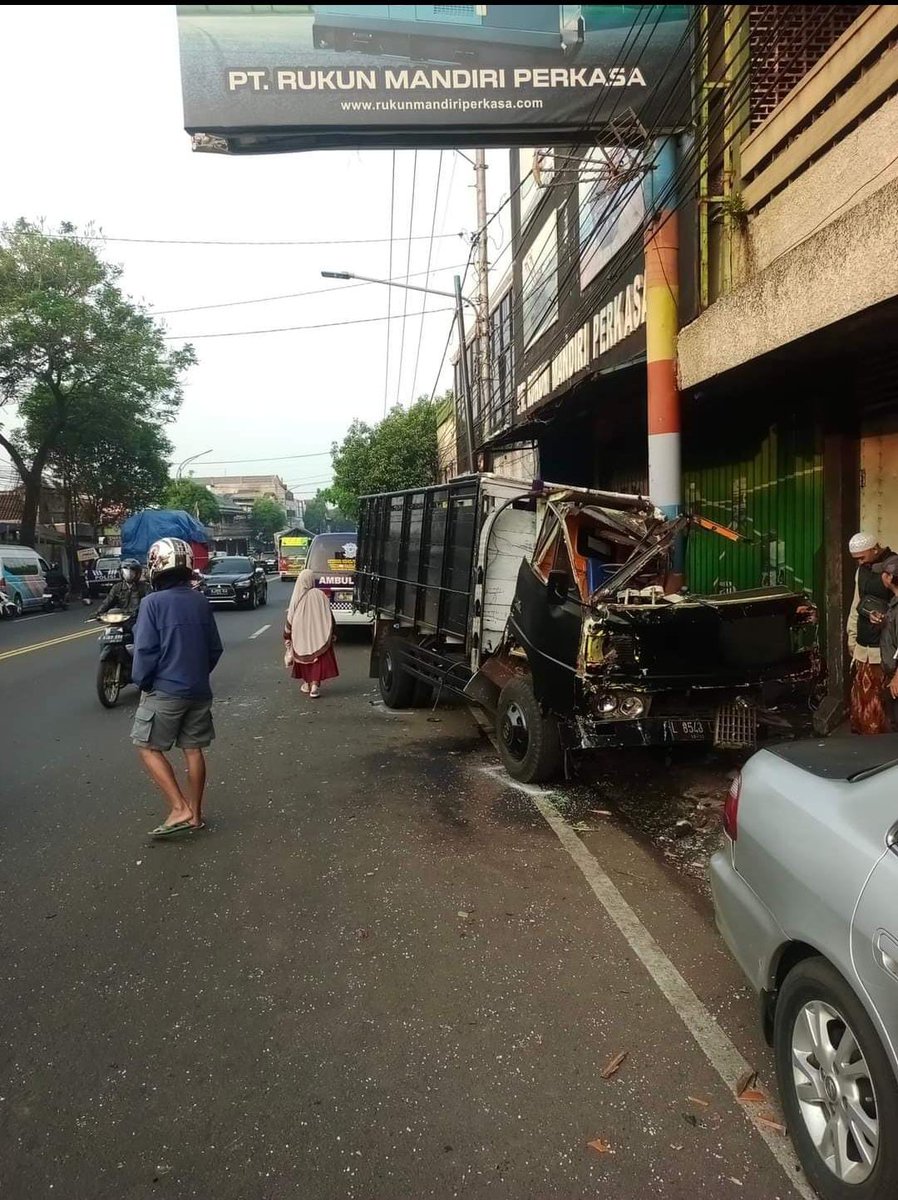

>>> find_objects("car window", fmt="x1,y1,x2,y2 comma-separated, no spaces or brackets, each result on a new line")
207,557,252,575
307,535,358,574
2,555,40,577
97,558,120,572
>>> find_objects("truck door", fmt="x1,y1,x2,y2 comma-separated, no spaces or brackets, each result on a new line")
510,507,581,715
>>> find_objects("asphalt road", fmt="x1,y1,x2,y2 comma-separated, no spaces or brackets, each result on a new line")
1,581,811,1199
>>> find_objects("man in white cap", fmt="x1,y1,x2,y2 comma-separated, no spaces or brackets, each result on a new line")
847,531,893,734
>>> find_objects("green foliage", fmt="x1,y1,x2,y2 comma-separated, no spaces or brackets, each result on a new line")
302,488,354,534
327,396,440,519
0,219,195,543
163,478,221,524
250,495,287,540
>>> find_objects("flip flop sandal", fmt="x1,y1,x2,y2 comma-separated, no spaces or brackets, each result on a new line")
189,822,207,831
148,819,193,838
310,690,321,699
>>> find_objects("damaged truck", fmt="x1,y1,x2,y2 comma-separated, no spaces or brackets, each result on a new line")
355,475,820,783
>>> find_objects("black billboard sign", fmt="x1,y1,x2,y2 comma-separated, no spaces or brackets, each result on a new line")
177,5,691,153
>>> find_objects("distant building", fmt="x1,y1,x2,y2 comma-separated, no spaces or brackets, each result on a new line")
193,474,289,515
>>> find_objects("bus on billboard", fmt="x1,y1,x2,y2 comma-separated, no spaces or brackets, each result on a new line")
176,5,691,154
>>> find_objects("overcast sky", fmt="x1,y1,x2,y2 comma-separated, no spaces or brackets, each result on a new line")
0,4,512,499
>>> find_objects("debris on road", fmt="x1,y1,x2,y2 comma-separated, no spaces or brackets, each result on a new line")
687,1096,710,1108
755,1115,787,1136
600,1051,628,1080
586,1137,613,1155
735,1068,757,1096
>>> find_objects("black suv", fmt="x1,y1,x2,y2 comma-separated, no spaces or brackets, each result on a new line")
201,556,268,610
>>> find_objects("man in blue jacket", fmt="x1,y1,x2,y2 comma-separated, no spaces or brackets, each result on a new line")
131,538,223,837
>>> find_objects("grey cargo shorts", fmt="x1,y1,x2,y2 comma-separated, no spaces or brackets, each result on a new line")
131,690,215,751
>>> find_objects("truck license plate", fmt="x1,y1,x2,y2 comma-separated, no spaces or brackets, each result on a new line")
667,718,710,741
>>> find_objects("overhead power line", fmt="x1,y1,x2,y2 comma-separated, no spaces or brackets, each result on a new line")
152,260,467,316
190,451,332,465
384,149,397,417
46,231,464,248
163,306,453,341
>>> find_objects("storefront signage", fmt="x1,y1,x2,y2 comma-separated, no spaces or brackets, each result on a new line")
517,273,645,414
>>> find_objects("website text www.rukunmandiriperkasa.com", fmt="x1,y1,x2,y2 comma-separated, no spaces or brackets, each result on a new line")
340,96,544,112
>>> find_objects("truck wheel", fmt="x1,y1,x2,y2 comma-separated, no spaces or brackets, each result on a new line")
496,678,562,783
379,637,417,709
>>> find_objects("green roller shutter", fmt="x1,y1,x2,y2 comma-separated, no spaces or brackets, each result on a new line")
684,416,824,603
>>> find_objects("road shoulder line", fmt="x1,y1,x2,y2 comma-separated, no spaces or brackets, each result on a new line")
478,762,814,1200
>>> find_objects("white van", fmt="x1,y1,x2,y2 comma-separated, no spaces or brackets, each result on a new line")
0,545,48,615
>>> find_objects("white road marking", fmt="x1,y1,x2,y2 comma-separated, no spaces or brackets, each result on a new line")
479,764,814,1200
249,624,271,640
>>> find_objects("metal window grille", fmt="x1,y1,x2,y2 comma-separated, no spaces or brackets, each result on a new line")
749,6,867,129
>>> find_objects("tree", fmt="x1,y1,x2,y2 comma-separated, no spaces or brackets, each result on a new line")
19,385,171,533
0,220,194,546
250,496,287,542
302,489,355,534
327,395,440,520
163,478,221,524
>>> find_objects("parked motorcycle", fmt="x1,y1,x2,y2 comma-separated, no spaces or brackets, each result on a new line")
95,611,135,707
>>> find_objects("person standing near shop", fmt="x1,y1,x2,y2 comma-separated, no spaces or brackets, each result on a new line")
872,553,898,721
846,531,894,734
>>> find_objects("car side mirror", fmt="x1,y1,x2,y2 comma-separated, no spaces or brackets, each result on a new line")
547,569,571,607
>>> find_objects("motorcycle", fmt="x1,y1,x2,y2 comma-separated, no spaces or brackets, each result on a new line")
44,582,68,610
95,611,135,707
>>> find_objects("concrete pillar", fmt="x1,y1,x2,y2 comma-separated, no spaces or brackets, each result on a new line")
642,138,682,577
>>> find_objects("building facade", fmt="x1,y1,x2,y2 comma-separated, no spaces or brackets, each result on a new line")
678,3,897,728
456,4,893,728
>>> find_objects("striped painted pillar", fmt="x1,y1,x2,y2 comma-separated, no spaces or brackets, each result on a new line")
643,139,681,520
642,138,682,579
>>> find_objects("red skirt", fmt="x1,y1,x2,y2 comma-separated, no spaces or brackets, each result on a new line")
291,645,339,684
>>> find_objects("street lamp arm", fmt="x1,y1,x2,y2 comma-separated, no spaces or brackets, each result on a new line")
176,448,214,479
320,270,478,311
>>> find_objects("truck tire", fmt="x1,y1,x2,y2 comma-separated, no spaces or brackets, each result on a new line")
379,637,417,709
496,678,562,784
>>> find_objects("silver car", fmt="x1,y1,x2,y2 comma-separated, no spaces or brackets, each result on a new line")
711,735,898,1200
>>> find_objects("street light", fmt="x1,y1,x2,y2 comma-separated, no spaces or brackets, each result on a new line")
175,449,214,479
321,269,478,473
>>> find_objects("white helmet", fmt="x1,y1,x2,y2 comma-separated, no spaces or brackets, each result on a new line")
147,537,194,583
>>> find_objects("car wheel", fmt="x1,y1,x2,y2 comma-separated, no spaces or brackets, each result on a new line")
379,637,417,709
14,594,24,617
259,586,268,607
774,956,898,1200
495,677,562,783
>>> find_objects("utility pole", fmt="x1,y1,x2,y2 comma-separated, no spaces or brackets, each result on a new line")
473,149,490,443
454,274,476,475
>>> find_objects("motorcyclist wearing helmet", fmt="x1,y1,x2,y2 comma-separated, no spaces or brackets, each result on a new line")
96,559,150,618
130,538,223,837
